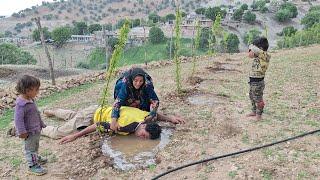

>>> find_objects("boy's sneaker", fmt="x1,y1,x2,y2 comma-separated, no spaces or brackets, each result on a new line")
28,165,47,176
38,156,48,165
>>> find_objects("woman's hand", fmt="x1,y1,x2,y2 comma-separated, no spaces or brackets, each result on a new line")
110,118,120,132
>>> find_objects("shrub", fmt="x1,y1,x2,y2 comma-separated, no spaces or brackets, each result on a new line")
32,27,51,41
232,8,244,21
301,6,320,29
277,23,320,49
278,26,297,36
0,43,36,64
281,2,298,18
275,2,298,22
243,11,256,24
88,24,102,34
226,33,240,53
275,9,291,22
240,4,248,11
148,12,160,23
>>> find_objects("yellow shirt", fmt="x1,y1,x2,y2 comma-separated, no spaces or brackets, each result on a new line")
93,106,149,128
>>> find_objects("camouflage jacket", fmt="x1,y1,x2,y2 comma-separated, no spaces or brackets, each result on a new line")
249,44,271,78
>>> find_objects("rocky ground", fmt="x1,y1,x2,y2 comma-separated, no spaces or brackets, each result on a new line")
0,45,319,179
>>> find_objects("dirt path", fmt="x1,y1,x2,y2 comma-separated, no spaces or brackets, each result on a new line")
1,45,320,179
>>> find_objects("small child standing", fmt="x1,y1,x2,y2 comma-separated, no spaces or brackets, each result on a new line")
246,37,271,120
14,75,47,175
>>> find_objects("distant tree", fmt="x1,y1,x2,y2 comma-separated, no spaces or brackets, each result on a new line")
226,33,240,53
32,27,51,41
195,7,206,15
148,12,160,23
199,27,212,49
309,5,320,12
115,19,126,29
0,33,4,38
103,23,112,31
165,13,176,21
243,11,256,24
244,28,261,45
232,9,244,21
88,24,102,34
260,6,268,13
281,2,298,18
181,11,187,17
73,21,88,35
275,2,298,22
240,4,248,11
277,23,320,49
301,6,320,29
205,7,225,21
0,43,36,64
149,27,165,44
256,0,267,12
129,19,139,27
51,26,72,48
12,13,20,18
107,37,119,51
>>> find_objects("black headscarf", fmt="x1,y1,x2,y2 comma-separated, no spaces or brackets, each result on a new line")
126,67,147,90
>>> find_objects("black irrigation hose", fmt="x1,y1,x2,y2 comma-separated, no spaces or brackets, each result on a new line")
152,129,320,180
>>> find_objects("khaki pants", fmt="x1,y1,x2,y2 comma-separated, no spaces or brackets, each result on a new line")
41,105,98,139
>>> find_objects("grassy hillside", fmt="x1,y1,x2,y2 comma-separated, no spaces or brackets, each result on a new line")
119,39,207,66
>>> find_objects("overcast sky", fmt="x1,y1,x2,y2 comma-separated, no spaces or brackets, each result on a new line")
0,0,57,16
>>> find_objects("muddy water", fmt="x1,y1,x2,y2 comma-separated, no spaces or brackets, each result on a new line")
101,129,172,170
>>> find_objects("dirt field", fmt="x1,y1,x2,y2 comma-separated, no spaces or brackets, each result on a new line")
0,45,319,179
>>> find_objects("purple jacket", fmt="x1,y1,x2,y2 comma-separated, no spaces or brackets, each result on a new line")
14,96,46,135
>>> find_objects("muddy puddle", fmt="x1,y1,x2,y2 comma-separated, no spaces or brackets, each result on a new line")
187,94,227,106
101,129,172,170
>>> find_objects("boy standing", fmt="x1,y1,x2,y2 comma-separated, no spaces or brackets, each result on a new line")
246,37,271,120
